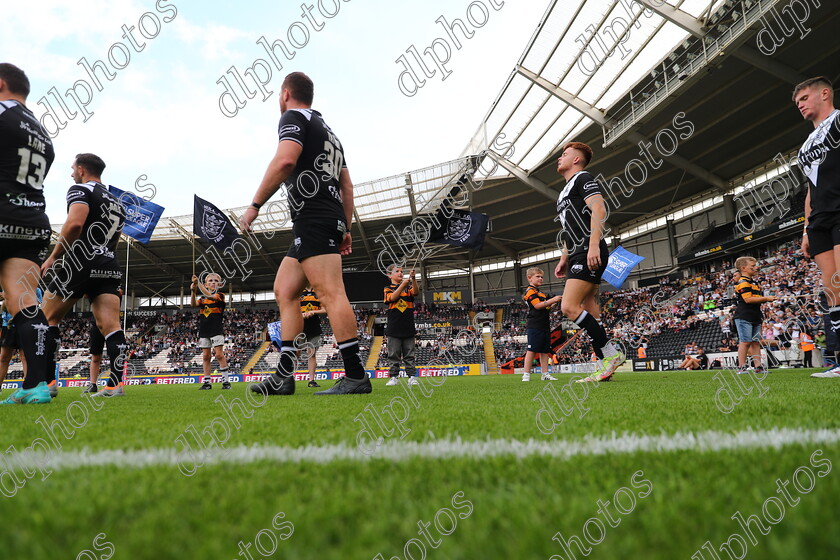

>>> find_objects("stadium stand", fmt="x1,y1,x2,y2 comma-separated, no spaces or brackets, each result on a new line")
486,241,825,367
0,240,823,381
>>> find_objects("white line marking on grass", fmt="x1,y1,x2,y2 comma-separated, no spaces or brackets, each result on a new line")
6,427,840,472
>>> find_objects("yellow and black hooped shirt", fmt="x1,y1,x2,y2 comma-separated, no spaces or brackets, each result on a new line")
300,289,323,338
384,283,416,337
523,285,551,331
734,275,762,325
197,292,225,338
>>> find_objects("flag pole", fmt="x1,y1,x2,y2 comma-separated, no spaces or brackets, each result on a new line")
123,236,130,332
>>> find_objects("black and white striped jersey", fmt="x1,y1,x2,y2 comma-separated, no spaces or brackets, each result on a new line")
277,108,348,226
0,100,54,231
65,181,125,268
799,109,840,227
555,170,601,256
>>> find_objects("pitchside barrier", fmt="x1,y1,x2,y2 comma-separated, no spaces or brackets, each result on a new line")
631,349,822,371
501,362,599,375
0,365,483,390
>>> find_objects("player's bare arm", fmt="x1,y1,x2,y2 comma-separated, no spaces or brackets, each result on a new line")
802,188,812,258
41,203,89,274
409,269,420,296
585,193,607,271
338,167,354,255
555,247,569,278
533,295,562,310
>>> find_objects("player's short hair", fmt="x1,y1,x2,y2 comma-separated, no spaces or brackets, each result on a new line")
282,72,314,105
74,153,106,176
385,264,402,276
734,256,756,271
0,63,30,98
792,76,834,102
526,267,544,277
563,142,593,167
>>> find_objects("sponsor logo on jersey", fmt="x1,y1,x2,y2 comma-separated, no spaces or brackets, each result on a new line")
329,184,342,201
6,193,44,208
0,224,51,240
89,269,122,279
583,180,599,192
278,124,301,138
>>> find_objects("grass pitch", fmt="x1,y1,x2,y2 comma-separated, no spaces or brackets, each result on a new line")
1,370,839,559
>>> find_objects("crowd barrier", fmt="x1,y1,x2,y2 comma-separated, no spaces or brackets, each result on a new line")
631,350,821,371
0,365,483,390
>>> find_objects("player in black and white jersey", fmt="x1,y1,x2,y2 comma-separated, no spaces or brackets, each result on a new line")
241,72,369,396
553,142,624,383
795,76,840,378
0,63,56,405
40,153,130,397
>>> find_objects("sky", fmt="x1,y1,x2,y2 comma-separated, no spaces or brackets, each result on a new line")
3,0,551,222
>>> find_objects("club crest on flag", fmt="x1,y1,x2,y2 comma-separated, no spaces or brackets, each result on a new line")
429,208,489,251
194,195,239,249
446,213,472,243
201,205,227,242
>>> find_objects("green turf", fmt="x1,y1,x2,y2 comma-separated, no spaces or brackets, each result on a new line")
1,370,839,559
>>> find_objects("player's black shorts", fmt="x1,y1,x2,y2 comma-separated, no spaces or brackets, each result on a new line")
287,218,346,262
566,242,609,284
89,325,105,355
806,221,840,258
0,325,17,349
0,228,50,265
46,260,123,300
526,328,551,353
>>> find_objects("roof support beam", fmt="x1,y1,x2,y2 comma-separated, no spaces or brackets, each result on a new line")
624,130,729,191
135,280,177,301
517,59,730,195
227,210,278,270
634,0,706,38
168,219,196,245
406,173,419,218
515,66,607,125
124,236,183,279
352,208,376,268
636,0,805,84
485,151,558,202
485,236,519,260
731,46,806,85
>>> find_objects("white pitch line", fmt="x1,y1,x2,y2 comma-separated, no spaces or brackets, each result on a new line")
5,427,840,473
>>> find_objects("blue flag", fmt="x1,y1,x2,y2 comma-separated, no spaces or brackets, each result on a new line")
109,185,164,244
193,195,239,249
602,246,645,289
429,209,489,251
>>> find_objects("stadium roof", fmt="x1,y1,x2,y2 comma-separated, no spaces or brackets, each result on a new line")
89,0,840,298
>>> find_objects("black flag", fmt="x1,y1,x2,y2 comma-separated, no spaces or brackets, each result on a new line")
193,195,239,249
429,209,489,251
